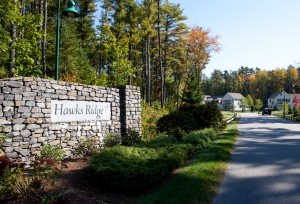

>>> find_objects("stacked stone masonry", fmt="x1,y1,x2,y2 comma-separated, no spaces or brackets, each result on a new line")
0,77,141,164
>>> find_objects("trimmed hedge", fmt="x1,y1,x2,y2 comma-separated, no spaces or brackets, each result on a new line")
89,129,218,192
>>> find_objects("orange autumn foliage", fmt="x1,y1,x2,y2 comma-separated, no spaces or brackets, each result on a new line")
183,26,220,74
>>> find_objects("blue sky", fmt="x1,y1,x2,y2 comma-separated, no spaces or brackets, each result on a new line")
169,0,300,76
95,1,300,76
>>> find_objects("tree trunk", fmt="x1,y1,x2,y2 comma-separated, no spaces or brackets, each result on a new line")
9,23,16,77
128,37,132,85
176,76,181,110
157,0,164,108
42,0,47,76
145,35,151,105
9,0,17,77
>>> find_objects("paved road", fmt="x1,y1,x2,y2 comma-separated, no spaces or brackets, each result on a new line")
213,113,300,204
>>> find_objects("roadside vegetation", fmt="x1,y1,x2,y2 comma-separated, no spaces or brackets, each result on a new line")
90,128,219,193
222,111,235,120
130,119,238,204
0,102,238,203
271,106,300,122
89,101,226,192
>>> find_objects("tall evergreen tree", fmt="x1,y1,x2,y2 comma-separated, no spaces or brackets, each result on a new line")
182,73,202,104
160,0,187,106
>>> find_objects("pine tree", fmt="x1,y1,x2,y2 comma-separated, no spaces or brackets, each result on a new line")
182,73,203,104
160,0,187,105
59,18,95,83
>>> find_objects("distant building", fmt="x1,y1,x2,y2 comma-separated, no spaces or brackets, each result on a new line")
203,95,223,108
222,92,244,111
203,95,213,103
268,91,300,109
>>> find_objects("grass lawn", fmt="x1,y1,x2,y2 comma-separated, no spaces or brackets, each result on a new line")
271,110,283,115
130,119,239,204
222,111,235,121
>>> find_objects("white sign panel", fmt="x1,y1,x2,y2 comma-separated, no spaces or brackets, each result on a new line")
51,100,111,122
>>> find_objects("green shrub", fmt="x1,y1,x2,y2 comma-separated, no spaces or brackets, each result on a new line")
157,106,198,134
148,134,178,147
157,102,224,134
121,129,141,146
183,128,218,149
0,126,7,153
218,120,228,130
39,145,64,162
88,128,219,193
73,136,99,156
163,144,195,169
89,144,195,192
293,107,299,117
172,127,187,141
141,101,169,141
194,102,223,129
0,160,60,199
0,167,16,195
199,128,219,140
102,133,121,147
183,133,209,149
0,144,63,200
288,105,292,114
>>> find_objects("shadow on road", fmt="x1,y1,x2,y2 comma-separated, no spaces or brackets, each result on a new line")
214,113,300,204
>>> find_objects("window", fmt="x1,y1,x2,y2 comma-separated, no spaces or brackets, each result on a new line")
223,100,231,104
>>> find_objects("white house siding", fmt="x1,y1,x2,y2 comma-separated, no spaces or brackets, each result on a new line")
222,92,244,111
268,91,294,109
233,100,243,111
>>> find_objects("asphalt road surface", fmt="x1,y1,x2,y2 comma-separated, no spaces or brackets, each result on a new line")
213,113,300,204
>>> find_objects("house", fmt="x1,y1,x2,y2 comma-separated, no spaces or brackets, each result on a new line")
203,95,213,103
222,92,244,111
212,96,223,109
203,95,222,103
268,91,300,109
204,95,223,108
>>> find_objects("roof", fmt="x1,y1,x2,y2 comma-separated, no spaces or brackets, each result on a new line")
212,96,223,100
203,95,211,100
225,92,244,100
267,91,296,99
268,92,281,99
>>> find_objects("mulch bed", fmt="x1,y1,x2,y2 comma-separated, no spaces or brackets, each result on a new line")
1,158,129,204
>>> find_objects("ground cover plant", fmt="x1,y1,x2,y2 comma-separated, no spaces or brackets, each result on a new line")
130,118,239,204
89,128,219,193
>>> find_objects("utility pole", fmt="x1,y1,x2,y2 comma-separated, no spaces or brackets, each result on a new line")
283,90,286,118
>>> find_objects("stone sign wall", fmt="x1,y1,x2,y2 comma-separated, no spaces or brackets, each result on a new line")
0,77,141,164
